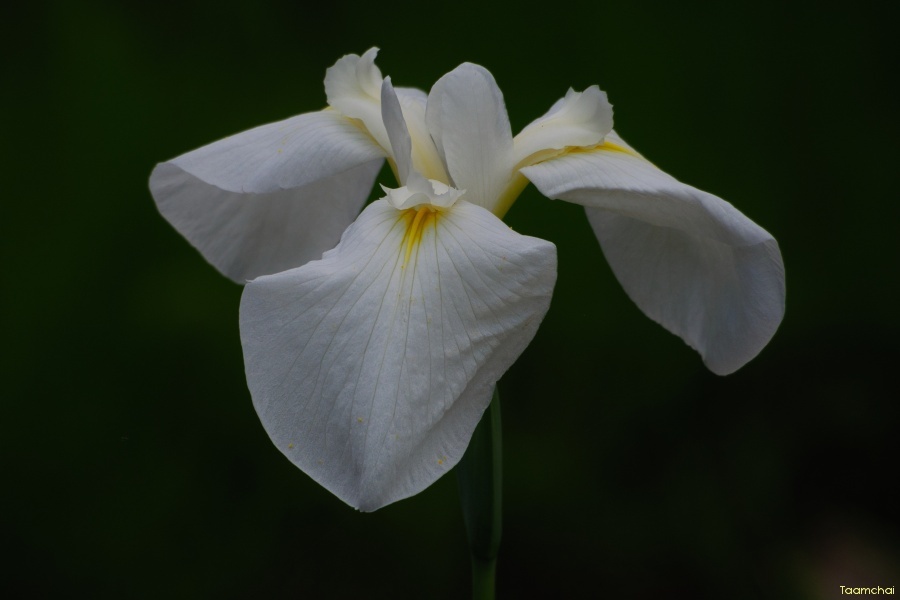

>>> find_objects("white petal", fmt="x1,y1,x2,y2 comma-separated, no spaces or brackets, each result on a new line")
381,80,463,210
395,87,449,183
324,51,447,184
240,200,556,510
381,180,464,211
150,110,384,282
380,77,415,185
324,48,390,152
603,129,643,155
425,64,514,213
522,138,785,374
513,86,614,169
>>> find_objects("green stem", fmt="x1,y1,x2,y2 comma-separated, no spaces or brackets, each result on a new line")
457,387,502,600
469,555,497,599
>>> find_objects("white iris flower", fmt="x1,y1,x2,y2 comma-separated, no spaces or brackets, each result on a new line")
150,49,784,511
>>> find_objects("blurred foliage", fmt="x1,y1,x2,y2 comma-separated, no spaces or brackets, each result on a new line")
3,0,898,597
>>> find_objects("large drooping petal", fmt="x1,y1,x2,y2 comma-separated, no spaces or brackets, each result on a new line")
522,133,785,375
240,199,556,510
150,110,384,282
425,64,515,213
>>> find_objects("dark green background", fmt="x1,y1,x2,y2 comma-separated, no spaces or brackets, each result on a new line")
4,0,898,598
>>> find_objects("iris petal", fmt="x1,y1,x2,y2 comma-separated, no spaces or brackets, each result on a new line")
240,199,556,510
150,110,384,282
522,132,785,374
426,64,515,214
513,86,614,169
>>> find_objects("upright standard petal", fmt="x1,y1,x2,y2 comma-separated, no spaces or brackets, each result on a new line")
240,200,556,510
380,77,415,185
380,79,463,209
393,86,449,183
522,136,785,374
150,110,384,282
425,64,515,214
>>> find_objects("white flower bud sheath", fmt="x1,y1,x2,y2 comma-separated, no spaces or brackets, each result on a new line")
149,48,784,510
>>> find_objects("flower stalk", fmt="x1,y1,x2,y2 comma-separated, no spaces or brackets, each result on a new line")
457,387,503,600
